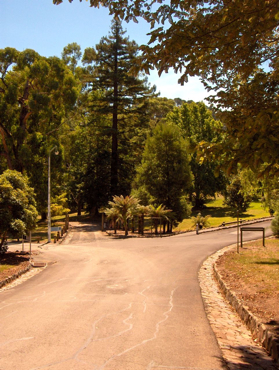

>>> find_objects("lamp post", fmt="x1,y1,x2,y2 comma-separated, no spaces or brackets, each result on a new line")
48,146,58,243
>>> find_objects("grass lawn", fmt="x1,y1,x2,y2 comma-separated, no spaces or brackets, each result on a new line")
5,196,271,241
6,211,90,244
222,238,279,292
216,238,279,326
32,212,90,243
175,197,271,232
0,264,13,273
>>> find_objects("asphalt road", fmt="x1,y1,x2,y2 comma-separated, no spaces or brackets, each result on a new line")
0,220,272,370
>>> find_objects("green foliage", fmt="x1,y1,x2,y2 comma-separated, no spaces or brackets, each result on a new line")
191,213,211,229
271,212,279,237
223,177,251,215
0,47,80,214
67,109,112,214
146,97,175,129
130,186,154,206
135,123,193,222
167,101,227,207
179,196,192,219
82,20,156,197
62,42,82,73
0,170,38,246
51,193,70,217
106,195,139,235
55,0,279,178
104,205,120,234
237,167,279,216
148,204,172,234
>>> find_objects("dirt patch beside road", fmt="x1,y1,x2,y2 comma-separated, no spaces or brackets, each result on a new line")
0,251,31,284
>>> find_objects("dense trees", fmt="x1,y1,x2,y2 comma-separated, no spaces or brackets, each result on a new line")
82,20,156,197
0,47,80,216
62,21,158,214
54,0,279,178
1,5,278,232
223,177,251,215
166,101,226,208
134,123,193,223
0,170,38,248
106,195,139,236
0,48,79,172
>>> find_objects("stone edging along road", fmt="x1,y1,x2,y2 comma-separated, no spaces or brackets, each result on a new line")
0,263,32,289
213,254,279,362
199,244,278,370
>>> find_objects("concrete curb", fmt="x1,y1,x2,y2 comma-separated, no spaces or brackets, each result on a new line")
213,258,279,362
0,263,32,289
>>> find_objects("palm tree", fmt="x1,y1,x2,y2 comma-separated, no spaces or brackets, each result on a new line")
104,207,120,234
136,205,151,235
108,195,139,236
191,213,211,231
148,205,172,234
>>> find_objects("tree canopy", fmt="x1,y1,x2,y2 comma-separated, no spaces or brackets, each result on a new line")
0,47,80,216
53,0,279,178
223,176,251,215
1,4,278,229
0,170,38,247
53,0,278,82
134,122,193,222
167,101,227,207
82,20,156,197
0,47,79,172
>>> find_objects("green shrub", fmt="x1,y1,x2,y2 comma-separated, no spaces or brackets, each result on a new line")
271,212,279,237
191,213,211,229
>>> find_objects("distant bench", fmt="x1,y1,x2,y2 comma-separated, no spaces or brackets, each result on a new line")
240,227,265,247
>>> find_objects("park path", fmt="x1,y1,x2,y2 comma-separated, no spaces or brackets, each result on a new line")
0,220,272,370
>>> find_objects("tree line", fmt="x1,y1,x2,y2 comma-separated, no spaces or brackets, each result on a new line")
0,14,278,242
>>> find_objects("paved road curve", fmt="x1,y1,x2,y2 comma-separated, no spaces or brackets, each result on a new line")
0,221,271,370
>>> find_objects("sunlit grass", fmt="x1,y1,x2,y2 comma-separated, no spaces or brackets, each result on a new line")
6,197,271,241
7,211,91,243
175,197,270,232
221,239,279,293
0,264,13,273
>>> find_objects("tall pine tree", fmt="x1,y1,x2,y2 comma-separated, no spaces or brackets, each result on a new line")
82,19,156,198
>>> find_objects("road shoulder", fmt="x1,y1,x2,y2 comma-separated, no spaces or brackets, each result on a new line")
199,244,278,370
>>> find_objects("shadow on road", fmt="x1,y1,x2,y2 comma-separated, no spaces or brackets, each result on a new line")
69,220,101,233
225,345,279,370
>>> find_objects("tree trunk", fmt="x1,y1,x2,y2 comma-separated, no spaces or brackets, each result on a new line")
114,218,117,234
41,211,47,221
110,31,119,197
90,206,96,216
141,214,144,235
0,126,13,169
124,220,128,236
0,231,7,250
77,199,82,216
154,220,158,234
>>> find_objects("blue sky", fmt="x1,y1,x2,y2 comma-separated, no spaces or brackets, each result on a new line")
1,0,209,101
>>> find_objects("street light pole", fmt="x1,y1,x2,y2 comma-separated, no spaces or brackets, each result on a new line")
48,146,58,243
